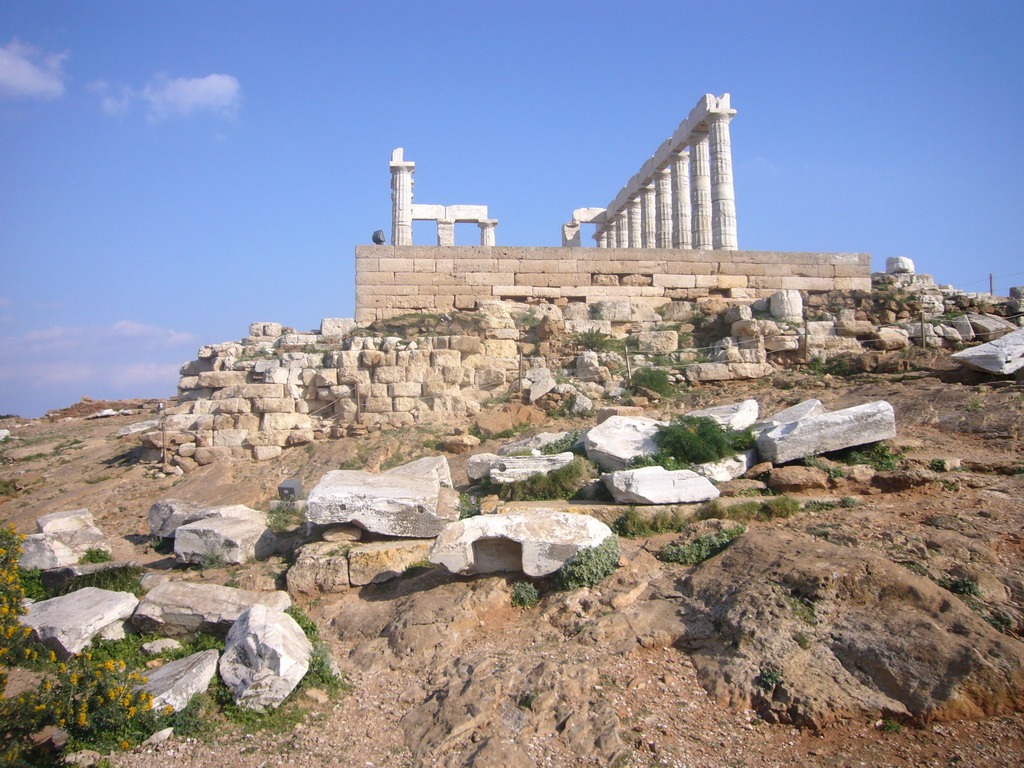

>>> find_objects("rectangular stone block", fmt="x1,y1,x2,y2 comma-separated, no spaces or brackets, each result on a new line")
213,429,248,447
362,396,393,413
212,398,251,414
392,397,419,412
388,381,422,398
261,413,312,431
196,371,247,388
653,274,697,288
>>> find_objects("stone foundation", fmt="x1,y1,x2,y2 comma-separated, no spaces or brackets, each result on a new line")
355,246,870,322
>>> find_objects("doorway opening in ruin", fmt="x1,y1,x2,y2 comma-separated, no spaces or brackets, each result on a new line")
454,222,479,246
411,220,436,246
471,537,523,573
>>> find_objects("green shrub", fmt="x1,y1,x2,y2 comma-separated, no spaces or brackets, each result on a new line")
938,576,980,597
494,456,596,502
839,496,858,508
458,492,481,519
828,441,903,472
761,495,800,519
658,525,745,565
285,605,346,697
575,330,617,352
630,367,672,396
754,669,783,692
539,430,584,456
696,496,800,523
805,356,857,377
511,581,540,608
267,501,303,532
552,537,620,591
79,548,113,565
17,566,47,601
653,416,752,466
55,564,144,597
612,507,690,538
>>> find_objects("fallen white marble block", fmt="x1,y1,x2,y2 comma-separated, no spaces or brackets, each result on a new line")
684,399,759,431
602,466,720,505
133,581,291,637
950,327,1024,375
139,649,219,712
429,511,613,577
584,415,666,471
488,453,576,484
755,400,897,464
21,587,139,658
174,516,275,565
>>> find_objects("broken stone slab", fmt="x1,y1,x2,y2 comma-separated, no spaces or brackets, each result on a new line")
429,510,613,577
602,466,720,505
133,582,291,637
967,313,1016,342
384,455,453,488
21,587,139,658
347,539,433,586
148,500,267,539
950,327,1024,375
219,604,311,711
685,399,759,431
496,431,577,456
286,541,351,596
139,649,219,712
304,469,456,538
117,420,159,437
693,450,758,483
488,453,575,484
636,331,678,354
86,408,118,419
39,560,139,594
522,367,556,403
584,415,667,472
756,401,897,465
886,256,915,274
467,453,501,481
752,399,828,434
20,509,112,570
683,362,774,383
174,516,276,566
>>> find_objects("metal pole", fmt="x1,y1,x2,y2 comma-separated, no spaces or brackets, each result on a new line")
920,312,926,348
159,402,168,472
990,273,994,295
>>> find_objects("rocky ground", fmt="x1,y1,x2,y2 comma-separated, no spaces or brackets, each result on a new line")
2,365,1024,767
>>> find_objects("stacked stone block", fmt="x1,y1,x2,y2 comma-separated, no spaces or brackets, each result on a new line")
354,246,871,322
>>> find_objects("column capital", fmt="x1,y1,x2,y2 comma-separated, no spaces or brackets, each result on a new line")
706,110,736,125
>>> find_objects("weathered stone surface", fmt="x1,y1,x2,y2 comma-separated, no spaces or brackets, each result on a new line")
133,582,291,637
768,465,830,491
305,469,455,538
39,560,138,594
753,399,828,434
602,466,720,505
489,452,575,484
523,367,556,403
474,410,514,437
286,541,351,595
584,415,667,472
117,420,159,437
467,452,501,481
148,500,265,539
496,431,576,456
429,511,613,577
320,317,356,337
636,331,678,354
20,509,111,570
684,362,774,382
22,587,139,658
756,400,897,464
693,450,757,482
967,313,1016,342
142,638,181,655
769,290,803,323
174,515,275,565
219,604,311,711
385,455,453,488
348,539,433,586
685,399,759,431
886,256,915,274
950,327,1024,375
139,649,219,712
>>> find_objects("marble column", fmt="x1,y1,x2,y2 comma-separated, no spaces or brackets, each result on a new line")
655,168,673,248
616,213,628,247
596,230,608,248
389,153,415,246
708,111,738,250
671,150,691,249
478,220,497,246
689,132,712,250
640,183,656,247
436,219,455,247
628,199,641,247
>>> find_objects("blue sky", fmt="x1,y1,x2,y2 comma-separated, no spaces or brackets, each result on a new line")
2,1,1022,417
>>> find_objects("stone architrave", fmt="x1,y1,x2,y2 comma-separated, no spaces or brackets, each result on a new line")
950,327,1024,375
756,401,897,464
139,649,220,712
640,183,656,248
583,415,667,471
689,133,712,249
671,150,692,249
429,511,613,577
685,399,759,431
148,500,266,539
21,587,139,659
219,604,311,712
304,468,455,538
655,167,673,248
627,199,642,247
488,453,575,484
132,582,291,637
602,466,720,505
707,110,738,250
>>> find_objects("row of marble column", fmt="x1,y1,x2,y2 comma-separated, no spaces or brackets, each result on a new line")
595,111,737,251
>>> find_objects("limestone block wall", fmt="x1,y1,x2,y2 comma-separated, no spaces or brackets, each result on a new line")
355,246,871,322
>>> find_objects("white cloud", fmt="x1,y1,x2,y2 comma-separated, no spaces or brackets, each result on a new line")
18,321,196,352
0,38,67,100
88,80,134,116
143,73,240,121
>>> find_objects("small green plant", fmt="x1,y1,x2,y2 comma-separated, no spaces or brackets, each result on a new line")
840,496,858,508
696,496,800,523
55,564,144,597
267,501,303,532
17,566,47,600
793,632,811,650
784,594,818,625
938,576,980,597
630,367,673,396
458,492,481,519
803,457,845,480
612,507,690,538
0,479,19,497
881,718,902,733
754,669,783,692
552,536,620,591
965,397,983,413
652,416,752,466
575,329,617,352
284,605,347,697
79,548,114,565
802,500,839,512
659,525,745,565
403,559,433,576
518,692,538,710
539,430,584,456
198,552,227,570
829,441,903,472
929,458,950,473
511,581,540,608
805,356,857,377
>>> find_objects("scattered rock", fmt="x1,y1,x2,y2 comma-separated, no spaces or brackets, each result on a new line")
602,466,720,505
951,327,1024,375
20,509,111,570
148,500,266,539
694,450,758,482
756,400,897,465
142,638,182,656
287,541,351,595
686,399,759,430
767,466,830,491
133,581,291,637
174,515,275,565
488,452,575,483
139,649,219,712
584,415,666,471
21,587,139,658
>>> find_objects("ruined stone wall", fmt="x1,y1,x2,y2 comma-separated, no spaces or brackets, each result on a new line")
355,246,871,323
